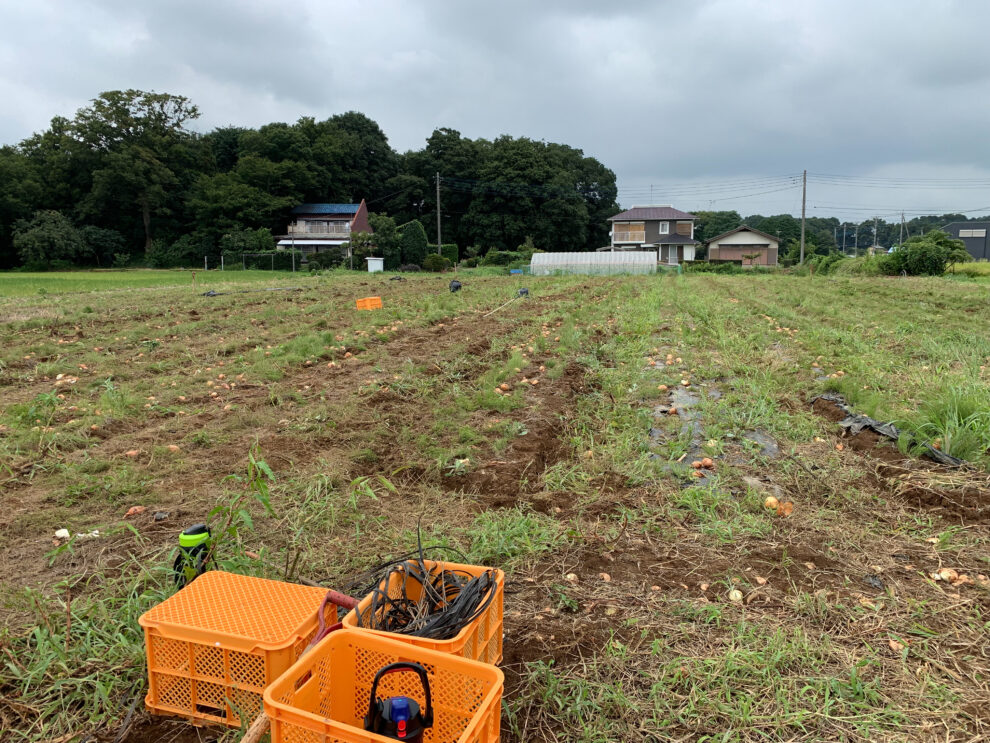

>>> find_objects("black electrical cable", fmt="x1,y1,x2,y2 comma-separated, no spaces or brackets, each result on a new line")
352,526,498,641
336,544,469,597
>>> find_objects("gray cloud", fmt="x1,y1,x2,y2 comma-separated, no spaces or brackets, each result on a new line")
1,0,988,219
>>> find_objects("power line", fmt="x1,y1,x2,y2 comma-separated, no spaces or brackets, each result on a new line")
808,173,990,190
617,173,801,189
704,184,802,203
810,172,990,184
616,180,802,207
811,204,990,214
809,181,990,191
617,175,800,196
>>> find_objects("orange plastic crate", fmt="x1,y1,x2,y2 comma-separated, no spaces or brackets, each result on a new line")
356,296,383,310
265,629,503,743
342,560,504,665
139,571,334,727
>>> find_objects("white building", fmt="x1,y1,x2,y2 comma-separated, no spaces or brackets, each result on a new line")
530,251,658,276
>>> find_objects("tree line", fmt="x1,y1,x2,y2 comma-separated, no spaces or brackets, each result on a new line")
1,89,984,271
0,89,621,269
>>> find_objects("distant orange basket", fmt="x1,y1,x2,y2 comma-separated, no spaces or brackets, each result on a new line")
355,296,383,310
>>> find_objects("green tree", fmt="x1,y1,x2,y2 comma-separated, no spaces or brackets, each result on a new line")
399,130,616,253
69,90,200,253
368,212,401,270
219,228,276,255
881,230,967,276
203,126,247,172
347,231,378,267
692,211,742,243
79,225,126,267
186,173,290,239
745,214,800,246
148,232,214,268
13,210,86,268
807,217,839,252
0,145,44,268
84,146,178,252
322,111,399,201
946,243,972,271
399,219,428,266
422,254,451,272
380,173,430,219
395,128,483,244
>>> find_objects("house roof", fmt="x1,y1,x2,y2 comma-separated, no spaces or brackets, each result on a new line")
705,224,780,244
291,203,361,215
942,221,990,229
608,206,697,221
655,234,700,245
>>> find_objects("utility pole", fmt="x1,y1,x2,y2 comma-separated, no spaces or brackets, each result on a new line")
874,216,879,252
435,172,442,254
800,169,807,263
842,223,847,255
899,212,905,246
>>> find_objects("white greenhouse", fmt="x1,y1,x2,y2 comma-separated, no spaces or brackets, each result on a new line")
530,251,658,276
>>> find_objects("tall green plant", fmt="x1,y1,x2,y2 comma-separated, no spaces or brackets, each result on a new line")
399,219,428,266
207,446,277,571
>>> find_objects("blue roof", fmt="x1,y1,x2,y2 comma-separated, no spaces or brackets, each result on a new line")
291,203,360,215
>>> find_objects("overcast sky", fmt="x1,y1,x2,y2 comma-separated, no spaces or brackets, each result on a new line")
2,0,989,223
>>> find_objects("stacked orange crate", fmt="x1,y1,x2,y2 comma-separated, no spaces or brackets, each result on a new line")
140,571,333,727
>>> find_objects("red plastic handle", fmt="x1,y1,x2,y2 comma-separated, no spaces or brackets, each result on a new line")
325,590,359,610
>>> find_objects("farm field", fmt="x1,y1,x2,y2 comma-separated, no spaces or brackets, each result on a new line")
1,271,989,742
0,269,308,297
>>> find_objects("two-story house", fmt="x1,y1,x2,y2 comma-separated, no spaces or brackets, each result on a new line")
276,200,372,257
606,205,700,264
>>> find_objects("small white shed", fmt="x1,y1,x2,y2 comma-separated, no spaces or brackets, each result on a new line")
530,251,657,276
365,257,384,273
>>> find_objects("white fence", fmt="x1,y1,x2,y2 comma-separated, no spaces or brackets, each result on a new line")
530,251,658,276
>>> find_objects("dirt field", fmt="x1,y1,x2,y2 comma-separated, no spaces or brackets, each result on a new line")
1,270,988,742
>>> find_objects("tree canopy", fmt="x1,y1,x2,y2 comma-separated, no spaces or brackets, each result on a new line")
0,93,621,268
1,89,986,270
13,210,87,268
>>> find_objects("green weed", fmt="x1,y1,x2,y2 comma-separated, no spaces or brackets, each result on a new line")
466,507,562,567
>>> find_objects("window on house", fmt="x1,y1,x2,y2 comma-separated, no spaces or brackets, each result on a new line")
960,229,986,238
659,222,670,234
613,222,645,242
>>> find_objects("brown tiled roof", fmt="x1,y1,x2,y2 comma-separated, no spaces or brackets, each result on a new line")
608,206,697,221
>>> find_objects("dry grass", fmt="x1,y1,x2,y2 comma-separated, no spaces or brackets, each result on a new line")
0,270,988,742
